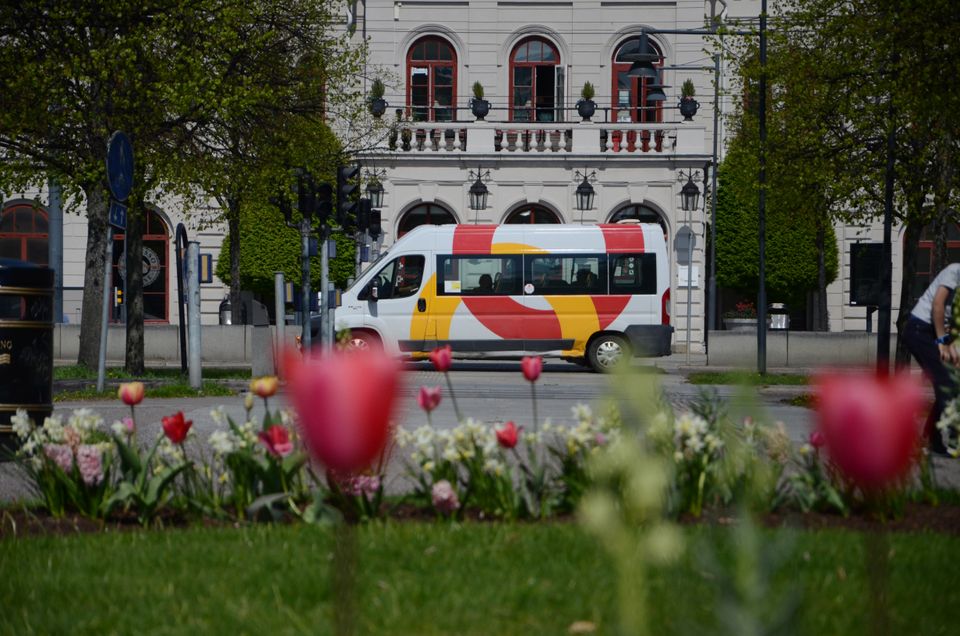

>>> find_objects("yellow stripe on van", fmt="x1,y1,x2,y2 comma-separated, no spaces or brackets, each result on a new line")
546,296,598,357
411,273,462,342
491,243,548,255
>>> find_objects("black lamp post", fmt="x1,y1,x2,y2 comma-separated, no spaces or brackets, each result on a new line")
573,170,597,223
680,172,701,212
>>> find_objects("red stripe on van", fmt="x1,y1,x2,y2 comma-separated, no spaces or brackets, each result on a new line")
599,224,645,253
591,296,632,330
462,297,562,340
453,225,498,254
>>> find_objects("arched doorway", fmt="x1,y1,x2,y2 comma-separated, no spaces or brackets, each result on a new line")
397,203,458,237
112,209,170,322
407,36,457,122
510,37,562,122
503,204,561,224
0,203,48,265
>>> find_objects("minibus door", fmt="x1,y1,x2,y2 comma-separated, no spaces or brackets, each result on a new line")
362,254,428,352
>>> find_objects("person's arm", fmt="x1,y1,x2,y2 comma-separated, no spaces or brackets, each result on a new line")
932,285,959,364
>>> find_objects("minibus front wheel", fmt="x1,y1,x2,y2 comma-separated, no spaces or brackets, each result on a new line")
587,333,630,373
344,330,381,352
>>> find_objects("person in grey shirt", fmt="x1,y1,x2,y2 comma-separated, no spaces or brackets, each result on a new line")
903,263,960,455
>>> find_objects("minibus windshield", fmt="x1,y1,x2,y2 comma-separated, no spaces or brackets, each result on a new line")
345,249,391,293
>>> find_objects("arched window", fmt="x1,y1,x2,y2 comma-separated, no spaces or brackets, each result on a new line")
398,203,457,237
0,203,48,265
112,209,170,322
609,204,667,236
504,204,561,224
510,37,562,122
611,37,665,123
407,36,457,122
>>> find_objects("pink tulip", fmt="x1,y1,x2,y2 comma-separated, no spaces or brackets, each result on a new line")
815,371,925,491
432,479,460,513
418,386,442,413
430,345,453,372
258,425,294,457
161,411,192,444
118,382,145,406
285,349,400,473
521,356,542,382
809,430,826,449
496,421,519,449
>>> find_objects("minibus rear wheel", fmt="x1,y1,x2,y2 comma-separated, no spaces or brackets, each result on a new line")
587,334,630,372
345,330,381,352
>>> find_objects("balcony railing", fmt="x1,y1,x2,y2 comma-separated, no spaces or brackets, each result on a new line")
379,120,705,156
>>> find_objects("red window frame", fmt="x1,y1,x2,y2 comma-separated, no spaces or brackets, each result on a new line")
611,37,665,124
504,204,560,224
0,203,49,265
509,37,560,122
398,203,457,237
910,224,960,307
406,36,457,122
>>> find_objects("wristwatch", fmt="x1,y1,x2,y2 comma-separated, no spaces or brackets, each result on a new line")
936,334,954,345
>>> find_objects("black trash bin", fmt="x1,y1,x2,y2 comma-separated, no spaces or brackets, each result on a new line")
0,259,54,455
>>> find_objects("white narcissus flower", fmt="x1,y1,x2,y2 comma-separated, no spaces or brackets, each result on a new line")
210,406,228,427
11,409,32,439
209,430,237,456
42,415,65,443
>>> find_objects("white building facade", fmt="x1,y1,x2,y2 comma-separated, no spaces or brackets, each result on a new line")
0,0,914,352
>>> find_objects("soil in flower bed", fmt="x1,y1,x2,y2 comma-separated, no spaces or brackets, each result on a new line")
4,501,960,539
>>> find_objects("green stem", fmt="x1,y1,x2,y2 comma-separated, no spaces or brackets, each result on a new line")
531,382,539,435
444,372,462,422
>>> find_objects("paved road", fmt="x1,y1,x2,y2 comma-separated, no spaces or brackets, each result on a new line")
3,356,958,501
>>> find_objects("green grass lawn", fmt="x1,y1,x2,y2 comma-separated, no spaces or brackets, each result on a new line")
687,371,809,386
54,366,250,381
2,523,957,635
54,380,236,402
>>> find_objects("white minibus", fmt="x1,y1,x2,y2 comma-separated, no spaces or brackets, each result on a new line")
337,224,672,371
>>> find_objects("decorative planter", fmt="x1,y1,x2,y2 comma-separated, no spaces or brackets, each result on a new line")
724,318,757,332
576,99,596,121
470,98,490,121
679,97,700,121
369,97,387,118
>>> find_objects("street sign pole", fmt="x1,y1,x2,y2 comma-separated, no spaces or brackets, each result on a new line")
98,132,133,391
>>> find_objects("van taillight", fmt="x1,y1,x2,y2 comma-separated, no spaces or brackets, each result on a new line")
661,288,671,325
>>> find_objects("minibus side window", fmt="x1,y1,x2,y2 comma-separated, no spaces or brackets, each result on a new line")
525,254,607,295
609,254,657,295
437,255,521,295
371,255,425,300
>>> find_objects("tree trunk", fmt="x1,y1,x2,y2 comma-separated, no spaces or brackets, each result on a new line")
124,194,145,375
77,185,110,368
895,219,922,368
228,197,242,325
813,211,829,331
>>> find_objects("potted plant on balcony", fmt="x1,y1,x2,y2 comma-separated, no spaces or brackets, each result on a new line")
678,79,699,121
368,78,388,118
470,81,490,120
577,82,596,121
723,300,758,332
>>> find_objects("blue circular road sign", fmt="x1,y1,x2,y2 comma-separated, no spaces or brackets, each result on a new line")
106,131,134,202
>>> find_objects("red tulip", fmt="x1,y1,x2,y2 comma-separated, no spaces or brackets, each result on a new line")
815,371,925,491
161,411,192,444
521,356,542,382
418,386,442,413
496,421,519,449
258,425,294,457
430,345,453,372
284,349,401,473
118,382,145,406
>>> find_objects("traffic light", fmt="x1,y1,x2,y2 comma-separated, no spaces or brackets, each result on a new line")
314,182,332,225
358,198,372,232
115,287,123,305
337,164,359,227
368,209,382,240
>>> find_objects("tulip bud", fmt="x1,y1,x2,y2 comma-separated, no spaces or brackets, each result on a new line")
117,382,145,406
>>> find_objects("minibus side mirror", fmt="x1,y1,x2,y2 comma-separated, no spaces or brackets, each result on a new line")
364,279,379,301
